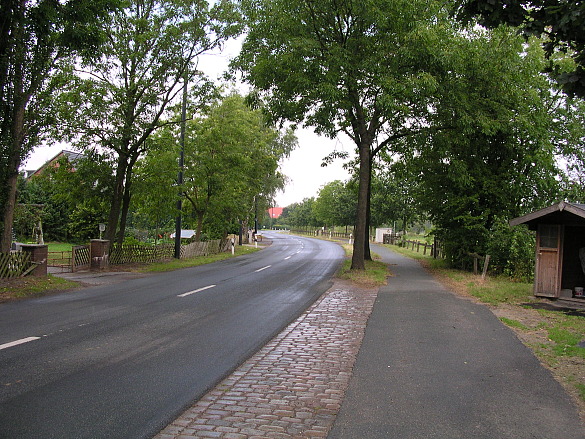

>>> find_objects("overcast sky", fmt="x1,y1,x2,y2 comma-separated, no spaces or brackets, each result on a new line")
22,36,353,208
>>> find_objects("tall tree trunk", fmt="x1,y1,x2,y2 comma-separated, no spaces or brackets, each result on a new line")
364,160,372,261
1,171,19,252
0,0,26,252
117,154,138,245
105,154,128,243
117,173,132,245
351,142,371,270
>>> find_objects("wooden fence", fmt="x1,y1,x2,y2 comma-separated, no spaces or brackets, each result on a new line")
108,239,229,265
48,251,72,271
72,245,90,272
383,234,444,259
0,252,32,278
109,243,174,265
290,228,353,239
181,239,230,259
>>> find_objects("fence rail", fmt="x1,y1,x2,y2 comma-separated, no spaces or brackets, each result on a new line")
109,243,174,265
48,251,72,272
0,252,32,278
290,228,353,239
181,239,230,259
383,234,444,259
109,239,229,265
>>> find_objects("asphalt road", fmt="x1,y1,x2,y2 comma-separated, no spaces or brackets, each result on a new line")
0,232,344,439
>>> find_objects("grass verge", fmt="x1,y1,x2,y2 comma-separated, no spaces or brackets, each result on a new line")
141,246,260,272
335,244,389,287
0,275,79,303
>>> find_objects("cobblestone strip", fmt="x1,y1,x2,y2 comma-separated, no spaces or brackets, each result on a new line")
156,282,378,439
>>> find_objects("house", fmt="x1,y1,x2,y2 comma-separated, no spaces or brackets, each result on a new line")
28,150,86,179
268,207,284,219
510,201,585,304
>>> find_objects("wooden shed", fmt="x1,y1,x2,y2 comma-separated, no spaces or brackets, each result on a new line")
510,201,585,304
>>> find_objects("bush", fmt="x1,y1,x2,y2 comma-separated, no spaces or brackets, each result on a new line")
486,219,535,282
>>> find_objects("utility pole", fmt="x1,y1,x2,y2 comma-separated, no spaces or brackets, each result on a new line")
174,70,188,259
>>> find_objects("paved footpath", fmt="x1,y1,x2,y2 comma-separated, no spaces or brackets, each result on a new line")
156,279,378,439
329,245,585,439
156,245,585,439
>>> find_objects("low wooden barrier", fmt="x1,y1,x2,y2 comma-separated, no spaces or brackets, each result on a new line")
383,234,444,259
109,243,174,265
0,252,31,278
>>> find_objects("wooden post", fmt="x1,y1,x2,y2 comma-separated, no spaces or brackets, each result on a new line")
482,255,491,280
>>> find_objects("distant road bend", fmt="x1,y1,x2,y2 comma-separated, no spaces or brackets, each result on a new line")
0,231,344,439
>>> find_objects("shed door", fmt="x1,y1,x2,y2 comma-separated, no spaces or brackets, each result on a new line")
535,224,562,298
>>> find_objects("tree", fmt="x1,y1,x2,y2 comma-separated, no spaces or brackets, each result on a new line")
235,0,454,269
398,30,576,267
455,1,585,98
313,180,356,228
54,0,241,244
369,158,422,231
181,94,294,239
280,198,319,229
21,152,114,241
135,93,295,239
0,0,120,251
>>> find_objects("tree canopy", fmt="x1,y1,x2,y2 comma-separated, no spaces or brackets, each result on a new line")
455,0,585,97
234,0,454,269
54,0,241,244
0,0,120,251
134,93,296,239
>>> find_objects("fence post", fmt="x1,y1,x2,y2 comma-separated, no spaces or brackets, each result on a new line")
482,255,491,280
20,244,48,277
90,239,110,271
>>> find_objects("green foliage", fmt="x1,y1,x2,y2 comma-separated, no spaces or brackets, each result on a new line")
67,200,109,242
17,152,112,242
53,0,242,243
313,180,356,227
135,93,295,239
455,0,585,98
486,220,535,281
280,198,320,228
397,29,573,269
0,0,121,250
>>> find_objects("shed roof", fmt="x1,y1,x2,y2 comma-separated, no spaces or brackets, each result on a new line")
169,230,196,239
510,202,585,229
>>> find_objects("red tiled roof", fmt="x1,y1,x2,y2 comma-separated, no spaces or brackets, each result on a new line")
268,207,284,218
